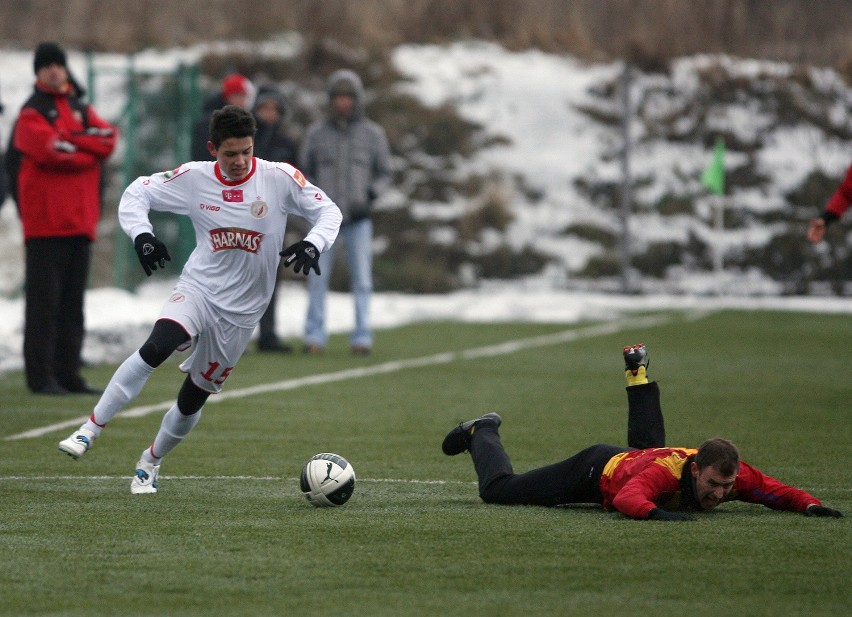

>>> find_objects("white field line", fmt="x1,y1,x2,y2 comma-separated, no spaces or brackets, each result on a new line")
0,475,471,484
0,475,845,493
6,312,681,442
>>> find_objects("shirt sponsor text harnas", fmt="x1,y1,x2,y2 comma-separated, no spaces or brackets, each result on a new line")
210,227,263,253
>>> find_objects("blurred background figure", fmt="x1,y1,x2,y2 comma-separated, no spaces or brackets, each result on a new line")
0,85,6,207
253,84,298,352
299,69,391,356
191,72,253,161
807,161,852,244
10,42,117,394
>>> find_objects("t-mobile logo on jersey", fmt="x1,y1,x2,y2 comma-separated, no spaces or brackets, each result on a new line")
222,189,243,202
210,227,264,253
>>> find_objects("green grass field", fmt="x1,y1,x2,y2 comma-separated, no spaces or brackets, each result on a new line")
1,309,850,616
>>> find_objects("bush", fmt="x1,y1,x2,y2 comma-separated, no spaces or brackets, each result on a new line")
577,253,621,278
633,242,684,278
562,223,617,249
472,245,550,279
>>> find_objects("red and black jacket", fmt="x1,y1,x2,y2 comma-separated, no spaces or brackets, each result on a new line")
822,162,852,224
599,447,822,519
12,81,117,241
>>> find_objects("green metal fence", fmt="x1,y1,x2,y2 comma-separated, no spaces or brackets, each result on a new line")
89,54,202,290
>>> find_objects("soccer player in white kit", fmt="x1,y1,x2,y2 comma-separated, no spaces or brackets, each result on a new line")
58,106,343,494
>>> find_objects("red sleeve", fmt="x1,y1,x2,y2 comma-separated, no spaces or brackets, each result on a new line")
13,107,99,171
611,464,681,519
731,462,821,512
67,105,118,159
825,163,852,218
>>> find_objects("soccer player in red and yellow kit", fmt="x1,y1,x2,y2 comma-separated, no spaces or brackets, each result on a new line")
442,343,842,521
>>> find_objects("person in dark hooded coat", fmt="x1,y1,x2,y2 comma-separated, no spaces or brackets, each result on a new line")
252,85,298,352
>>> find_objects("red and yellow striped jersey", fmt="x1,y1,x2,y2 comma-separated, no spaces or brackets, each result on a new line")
599,447,822,519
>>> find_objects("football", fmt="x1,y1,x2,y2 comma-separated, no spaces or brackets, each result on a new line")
299,453,356,507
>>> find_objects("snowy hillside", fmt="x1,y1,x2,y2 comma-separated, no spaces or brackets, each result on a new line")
2,39,850,297
0,38,850,374
391,42,851,294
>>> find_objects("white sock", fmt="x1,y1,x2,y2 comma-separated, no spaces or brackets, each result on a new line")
85,351,155,435
142,404,202,464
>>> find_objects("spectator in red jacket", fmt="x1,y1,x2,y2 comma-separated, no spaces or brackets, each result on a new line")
442,343,843,521
190,73,253,162
807,162,852,243
11,42,117,395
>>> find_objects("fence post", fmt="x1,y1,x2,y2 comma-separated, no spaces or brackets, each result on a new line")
113,54,137,289
618,61,634,294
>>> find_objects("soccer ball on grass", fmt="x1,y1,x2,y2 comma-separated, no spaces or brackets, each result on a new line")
300,453,356,507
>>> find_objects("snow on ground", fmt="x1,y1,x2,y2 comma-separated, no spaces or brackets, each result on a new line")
0,278,849,375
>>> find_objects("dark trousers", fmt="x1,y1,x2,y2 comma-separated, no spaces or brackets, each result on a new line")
471,382,666,506
258,276,279,345
24,236,91,391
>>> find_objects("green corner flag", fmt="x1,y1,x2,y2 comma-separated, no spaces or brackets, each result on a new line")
701,138,725,195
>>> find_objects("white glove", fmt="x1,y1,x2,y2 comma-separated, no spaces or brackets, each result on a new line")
53,139,77,153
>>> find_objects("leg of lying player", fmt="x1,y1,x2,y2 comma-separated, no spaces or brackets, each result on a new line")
58,319,190,459
623,343,666,449
131,375,208,494
444,413,627,507
441,343,660,508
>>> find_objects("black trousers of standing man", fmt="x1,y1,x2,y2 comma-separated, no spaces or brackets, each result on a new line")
24,235,91,393
470,382,666,506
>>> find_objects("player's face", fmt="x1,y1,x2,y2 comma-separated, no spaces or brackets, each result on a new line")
210,136,254,181
690,462,737,510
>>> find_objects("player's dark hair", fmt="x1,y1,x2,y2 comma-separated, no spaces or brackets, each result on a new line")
695,438,740,476
209,105,256,147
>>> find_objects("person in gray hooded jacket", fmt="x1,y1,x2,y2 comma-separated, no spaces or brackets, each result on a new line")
299,69,392,355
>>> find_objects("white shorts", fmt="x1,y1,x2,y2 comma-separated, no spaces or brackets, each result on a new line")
158,289,255,394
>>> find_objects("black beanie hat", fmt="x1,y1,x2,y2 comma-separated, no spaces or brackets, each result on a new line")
34,42,67,73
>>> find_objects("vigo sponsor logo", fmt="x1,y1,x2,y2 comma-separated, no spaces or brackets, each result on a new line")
200,203,221,211
222,189,244,202
210,227,264,253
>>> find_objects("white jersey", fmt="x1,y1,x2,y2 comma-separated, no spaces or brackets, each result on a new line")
119,158,342,327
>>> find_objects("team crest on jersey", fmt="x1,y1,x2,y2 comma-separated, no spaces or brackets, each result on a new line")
210,227,264,253
169,293,186,303
251,201,268,218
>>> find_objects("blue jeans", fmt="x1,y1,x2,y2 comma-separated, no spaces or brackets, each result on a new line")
305,218,373,348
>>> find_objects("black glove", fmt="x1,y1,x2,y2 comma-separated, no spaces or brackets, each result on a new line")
805,505,843,518
648,508,696,521
280,241,320,275
134,232,171,276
